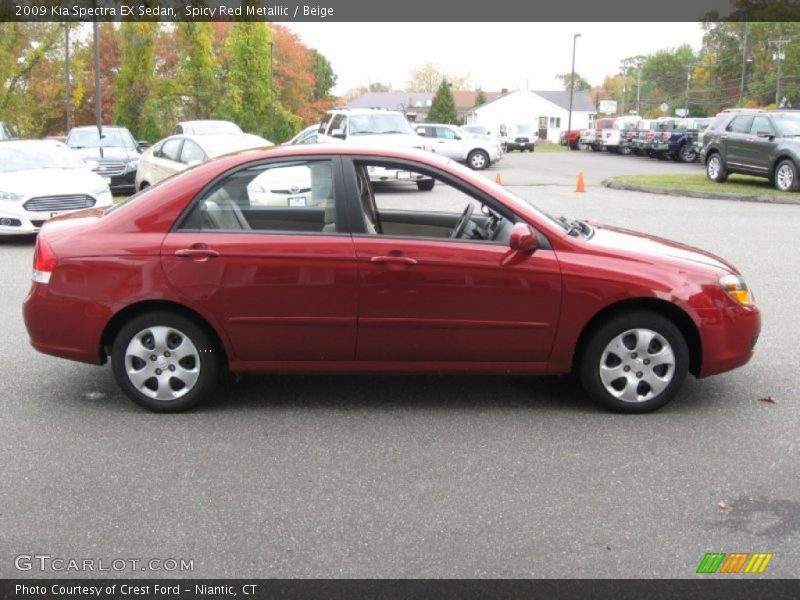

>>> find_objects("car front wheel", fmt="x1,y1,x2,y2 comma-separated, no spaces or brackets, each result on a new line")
579,311,689,413
706,152,728,183
774,159,799,192
111,311,220,412
467,150,490,170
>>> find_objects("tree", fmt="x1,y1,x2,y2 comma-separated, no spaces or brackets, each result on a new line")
427,79,458,124
309,48,337,101
273,25,315,120
556,72,590,92
114,23,160,141
407,62,469,92
474,88,488,107
174,22,219,120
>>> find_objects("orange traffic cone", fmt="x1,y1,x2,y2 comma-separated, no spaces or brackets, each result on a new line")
575,171,586,192
495,172,503,185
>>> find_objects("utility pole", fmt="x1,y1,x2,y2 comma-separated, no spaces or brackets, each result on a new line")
566,33,581,144
684,64,692,117
93,20,103,157
636,68,641,116
738,16,750,107
64,23,71,133
770,38,791,107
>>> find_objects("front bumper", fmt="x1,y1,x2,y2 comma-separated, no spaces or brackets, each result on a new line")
0,194,112,236
697,294,761,378
108,170,137,195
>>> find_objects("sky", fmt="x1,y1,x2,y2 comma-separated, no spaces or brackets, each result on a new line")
285,22,706,95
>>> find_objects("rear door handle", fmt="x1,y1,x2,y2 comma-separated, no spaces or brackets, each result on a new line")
370,255,417,266
174,248,220,259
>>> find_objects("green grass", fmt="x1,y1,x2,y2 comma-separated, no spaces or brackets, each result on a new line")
610,173,799,201
532,143,568,153
113,195,128,204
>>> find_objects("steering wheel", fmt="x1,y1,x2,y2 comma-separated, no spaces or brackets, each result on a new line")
451,203,475,239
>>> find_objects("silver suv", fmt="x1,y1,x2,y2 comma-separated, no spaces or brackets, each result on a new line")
317,108,435,191
414,123,502,170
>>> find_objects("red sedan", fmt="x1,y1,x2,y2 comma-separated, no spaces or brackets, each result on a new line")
23,146,760,413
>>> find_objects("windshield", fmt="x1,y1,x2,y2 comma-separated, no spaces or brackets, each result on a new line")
68,128,136,149
773,114,800,136
514,125,533,134
349,114,414,135
464,126,488,135
0,144,86,172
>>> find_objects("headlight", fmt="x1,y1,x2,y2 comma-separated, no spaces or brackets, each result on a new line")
0,190,24,201
720,274,752,306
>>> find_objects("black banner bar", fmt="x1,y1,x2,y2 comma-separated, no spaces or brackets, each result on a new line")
1,0,800,22
3,580,800,600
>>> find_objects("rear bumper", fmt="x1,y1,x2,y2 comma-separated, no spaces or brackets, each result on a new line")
23,280,108,365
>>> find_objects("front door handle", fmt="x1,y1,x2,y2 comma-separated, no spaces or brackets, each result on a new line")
174,247,220,259
370,255,417,266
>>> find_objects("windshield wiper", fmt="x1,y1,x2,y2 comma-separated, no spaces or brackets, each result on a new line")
559,216,591,237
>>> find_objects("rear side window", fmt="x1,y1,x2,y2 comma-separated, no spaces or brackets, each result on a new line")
161,138,182,161
179,160,338,234
727,116,754,134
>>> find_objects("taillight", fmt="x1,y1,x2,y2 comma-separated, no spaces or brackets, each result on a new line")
32,235,57,284
661,131,672,141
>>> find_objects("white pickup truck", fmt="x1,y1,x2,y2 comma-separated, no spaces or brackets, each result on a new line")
598,116,641,153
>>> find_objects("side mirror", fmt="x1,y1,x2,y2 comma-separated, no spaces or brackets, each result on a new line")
756,130,775,140
509,222,538,253
331,128,345,140
137,140,150,151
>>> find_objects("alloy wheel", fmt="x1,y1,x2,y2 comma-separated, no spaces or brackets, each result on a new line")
777,164,794,191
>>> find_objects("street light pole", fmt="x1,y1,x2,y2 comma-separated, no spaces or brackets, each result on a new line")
770,38,790,106
93,20,103,156
268,41,274,142
738,15,749,107
567,33,581,149
64,23,71,133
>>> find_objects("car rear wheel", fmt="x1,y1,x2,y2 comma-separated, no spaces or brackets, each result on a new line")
416,179,435,191
468,150,490,170
706,152,728,183
111,311,220,412
678,145,697,163
774,159,799,192
579,311,689,413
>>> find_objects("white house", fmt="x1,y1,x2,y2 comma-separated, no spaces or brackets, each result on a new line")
465,89,596,143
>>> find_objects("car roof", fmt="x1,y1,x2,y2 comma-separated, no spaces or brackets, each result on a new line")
327,108,405,115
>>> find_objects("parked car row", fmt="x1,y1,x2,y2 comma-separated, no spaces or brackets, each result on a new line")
575,116,713,164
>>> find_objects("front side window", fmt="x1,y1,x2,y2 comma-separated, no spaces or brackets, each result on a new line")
354,160,515,245
180,160,337,234
750,116,774,136
436,127,458,140
161,139,183,162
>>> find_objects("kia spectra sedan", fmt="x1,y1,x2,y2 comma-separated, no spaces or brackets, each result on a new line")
22,146,760,413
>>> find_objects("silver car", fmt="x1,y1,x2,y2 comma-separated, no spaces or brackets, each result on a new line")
415,123,503,170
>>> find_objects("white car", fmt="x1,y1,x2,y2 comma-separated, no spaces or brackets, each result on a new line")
172,120,243,136
316,108,435,190
0,140,112,236
284,125,319,145
415,123,503,169
135,133,272,190
0,122,17,140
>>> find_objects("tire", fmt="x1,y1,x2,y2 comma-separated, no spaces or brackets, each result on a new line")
111,311,220,412
416,179,435,191
619,146,632,156
678,145,697,163
138,182,150,192
467,150,490,170
591,145,601,152
578,311,689,413
774,159,799,192
706,152,728,183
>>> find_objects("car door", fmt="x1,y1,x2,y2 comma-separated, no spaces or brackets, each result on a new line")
160,157,358,363
432,126,465,161
722,115,754,169
745,115,778,175
345,158,562,364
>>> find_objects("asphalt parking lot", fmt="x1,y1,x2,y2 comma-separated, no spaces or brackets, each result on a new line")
1,149,798,579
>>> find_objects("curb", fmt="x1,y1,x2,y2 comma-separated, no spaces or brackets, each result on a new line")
602,179,800,207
